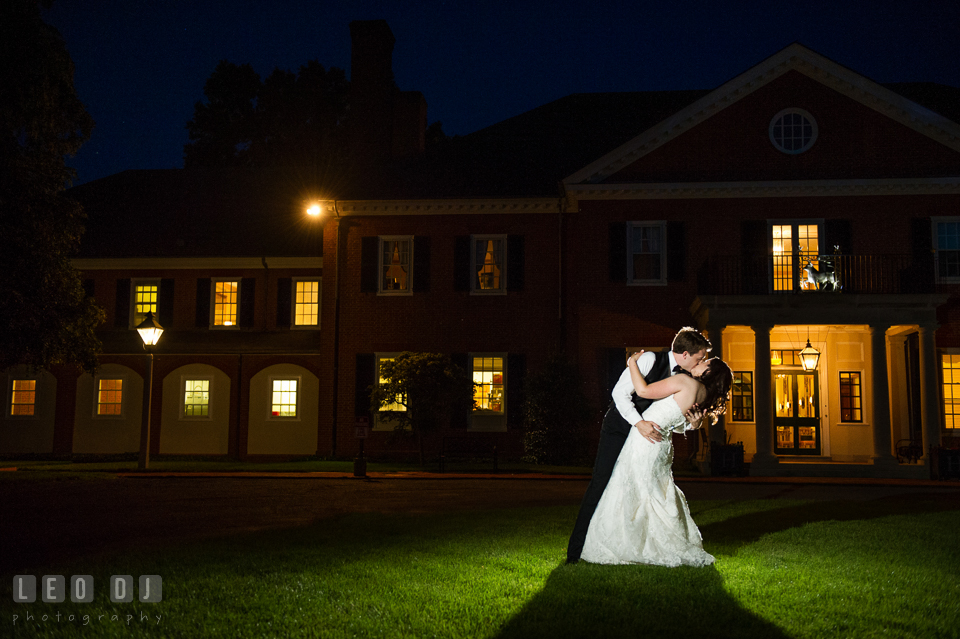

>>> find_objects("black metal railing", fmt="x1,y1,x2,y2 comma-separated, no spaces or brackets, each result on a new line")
697,254,936,296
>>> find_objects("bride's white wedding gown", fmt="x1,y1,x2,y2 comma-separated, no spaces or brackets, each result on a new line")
581,394,715,567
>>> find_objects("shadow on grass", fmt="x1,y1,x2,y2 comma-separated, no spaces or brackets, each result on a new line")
496,562,788,639
696,491,960,555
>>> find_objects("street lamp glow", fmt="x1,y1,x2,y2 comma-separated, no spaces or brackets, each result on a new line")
136,311,164,346
307,202,322,217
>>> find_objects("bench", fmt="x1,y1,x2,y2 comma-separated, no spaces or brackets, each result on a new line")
438,437,498,473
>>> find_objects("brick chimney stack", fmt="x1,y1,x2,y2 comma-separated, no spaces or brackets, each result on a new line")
348,20,426,168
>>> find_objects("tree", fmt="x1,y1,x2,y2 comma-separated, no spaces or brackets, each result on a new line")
183,60,349,170
369,352,476,463
521,353,593,466
0,0,104,373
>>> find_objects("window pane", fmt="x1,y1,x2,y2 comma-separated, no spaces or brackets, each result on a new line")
839,372,862,422
134,284,158,325
382,240,410,291
377,357,406,412
772,225,793,291
97,379,123,415
472,357,504,412
271,379,298,417
11,379,37,416
731,372,753,422
184,379,210,417
214,281,238,326
942,355,960,429
475,239,503,291
629,224,663,281
294,280,319,326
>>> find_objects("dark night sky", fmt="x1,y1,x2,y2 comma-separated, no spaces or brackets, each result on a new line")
45,0,960,186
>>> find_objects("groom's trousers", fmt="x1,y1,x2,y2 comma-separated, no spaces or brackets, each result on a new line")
565,404,631,563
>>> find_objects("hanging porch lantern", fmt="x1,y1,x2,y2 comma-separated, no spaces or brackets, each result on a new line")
799,339,820,371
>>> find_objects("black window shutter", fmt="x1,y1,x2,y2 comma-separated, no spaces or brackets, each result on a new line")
276,278,292,327
83,279,95,299
454,236,471,291
355,353,376,416
666,221,685,282
360,237,379,293
195,278,211,327
115,278,130,328
740,220,768,295
240,278,256,327
609,222,627,282
159,278,175,327
413,236,431,292
507,353,527,429
450,352,470,428
824,219,852,255
507,235,525,291
909,217,935,293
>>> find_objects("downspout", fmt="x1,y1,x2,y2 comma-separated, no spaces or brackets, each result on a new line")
331,202,342,457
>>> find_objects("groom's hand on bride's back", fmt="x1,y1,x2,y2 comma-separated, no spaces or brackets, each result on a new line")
634,420,663,443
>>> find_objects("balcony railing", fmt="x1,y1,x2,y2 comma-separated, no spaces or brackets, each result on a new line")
697,254,936,296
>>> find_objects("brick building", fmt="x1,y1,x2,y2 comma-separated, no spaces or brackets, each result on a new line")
4,29,960,478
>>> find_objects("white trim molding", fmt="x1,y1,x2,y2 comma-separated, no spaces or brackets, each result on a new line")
338,198,561,216
73,257,323,270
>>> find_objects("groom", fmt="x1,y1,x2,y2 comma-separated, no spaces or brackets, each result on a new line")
566,326,711,564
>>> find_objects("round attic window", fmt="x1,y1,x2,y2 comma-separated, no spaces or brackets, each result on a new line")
769,108,817,154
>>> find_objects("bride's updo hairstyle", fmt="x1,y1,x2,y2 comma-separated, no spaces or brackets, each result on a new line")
696,358,733,424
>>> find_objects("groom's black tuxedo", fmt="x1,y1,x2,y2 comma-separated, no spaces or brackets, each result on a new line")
566,350,674,563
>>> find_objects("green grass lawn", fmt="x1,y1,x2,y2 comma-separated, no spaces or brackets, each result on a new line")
3,497,958,638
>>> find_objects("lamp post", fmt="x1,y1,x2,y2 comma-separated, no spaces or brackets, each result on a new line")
136,311,163,470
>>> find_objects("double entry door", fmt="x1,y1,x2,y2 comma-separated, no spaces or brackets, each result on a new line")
774,371,821,455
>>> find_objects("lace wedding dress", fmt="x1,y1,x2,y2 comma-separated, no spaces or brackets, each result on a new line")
581,395,715,567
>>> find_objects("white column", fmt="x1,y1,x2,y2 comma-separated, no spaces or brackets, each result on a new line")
751,324,777,470
869,325,897,467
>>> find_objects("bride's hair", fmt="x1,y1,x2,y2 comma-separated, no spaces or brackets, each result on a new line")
695,358,733,424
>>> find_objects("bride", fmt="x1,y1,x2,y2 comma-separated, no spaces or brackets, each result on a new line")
581,351,733,567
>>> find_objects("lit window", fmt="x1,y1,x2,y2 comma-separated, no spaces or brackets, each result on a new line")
379,237,412,294
132,281,158,327
10,379,37,416
97,379,123,416
213,280,239,327
627,222,666,284
473,356,504,413
377,356,406,412
771,350,802,366
771,222,821,292
472,236,505,293
934,220,960,281
731,372,753,422
769,108,817,154
839,372,862,422
183,379,210,418
294,280,320,326
271,379,299,417
942,355,960,429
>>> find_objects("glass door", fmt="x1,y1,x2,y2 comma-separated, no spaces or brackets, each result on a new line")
774,371,821,455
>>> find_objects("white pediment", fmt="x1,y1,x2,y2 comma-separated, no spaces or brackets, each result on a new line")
564,43,960,186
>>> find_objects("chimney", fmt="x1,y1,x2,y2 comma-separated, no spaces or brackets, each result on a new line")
348,20,426,167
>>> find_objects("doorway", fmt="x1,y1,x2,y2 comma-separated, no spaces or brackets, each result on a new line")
774,371,821,455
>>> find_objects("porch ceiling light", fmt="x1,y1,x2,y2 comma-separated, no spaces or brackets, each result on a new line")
799,339,820,371
136,311,164,347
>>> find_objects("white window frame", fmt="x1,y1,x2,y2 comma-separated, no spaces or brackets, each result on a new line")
470,353,506,415
627,221,667,286
291,277,322,329
768,219,825,293
373,352,407,431
932,217,960,283
941,350,960,431
470,234,507,295
378,236,414,296
93,375,126,419
7,375,40,420
180,376,213,420
129,278,161,329
210,278,241,329
267,376,301,421
769,108,818,155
